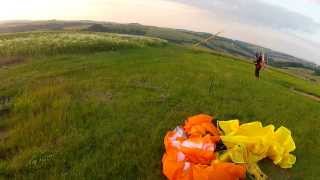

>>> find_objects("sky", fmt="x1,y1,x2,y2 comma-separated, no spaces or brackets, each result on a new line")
1,0,320,64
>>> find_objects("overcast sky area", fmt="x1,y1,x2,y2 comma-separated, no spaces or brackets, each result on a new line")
1,0,320,64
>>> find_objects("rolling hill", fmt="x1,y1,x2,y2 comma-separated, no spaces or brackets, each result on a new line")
0,31,319,179
0,20,317,71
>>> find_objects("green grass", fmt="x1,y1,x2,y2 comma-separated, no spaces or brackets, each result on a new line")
282,67,320,83
0,31,166,57
0,39,319,179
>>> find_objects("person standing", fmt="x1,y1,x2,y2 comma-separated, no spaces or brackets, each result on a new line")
254,53,264,78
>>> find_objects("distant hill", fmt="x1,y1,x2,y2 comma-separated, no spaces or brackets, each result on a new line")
0,20,317,70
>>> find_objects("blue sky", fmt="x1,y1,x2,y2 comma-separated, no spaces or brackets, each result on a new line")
0,0,320,63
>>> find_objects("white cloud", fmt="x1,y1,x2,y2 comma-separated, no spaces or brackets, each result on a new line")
169,0,320,33
166,0,320,63
0,0,91,20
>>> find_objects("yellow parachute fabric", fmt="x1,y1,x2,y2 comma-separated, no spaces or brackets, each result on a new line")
218,120,296,169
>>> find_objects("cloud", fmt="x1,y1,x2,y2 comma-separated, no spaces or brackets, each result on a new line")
168,0,320,33
163,0,320,63
305,0,320,4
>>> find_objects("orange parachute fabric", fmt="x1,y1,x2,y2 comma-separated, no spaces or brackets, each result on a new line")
162,114,246,180
184,114,220,137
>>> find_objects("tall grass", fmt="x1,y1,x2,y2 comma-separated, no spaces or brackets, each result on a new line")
0,44,319,179
0,31,167,57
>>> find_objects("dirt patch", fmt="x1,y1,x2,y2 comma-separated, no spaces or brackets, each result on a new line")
0,96,10,104
0,128,9,140
83,91,113,103
291,88,320,102
0,57,26,68
0,96,10,140
0,96,11,116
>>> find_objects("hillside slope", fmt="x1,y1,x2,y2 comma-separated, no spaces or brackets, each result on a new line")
0,33,320,179
0,20,316,70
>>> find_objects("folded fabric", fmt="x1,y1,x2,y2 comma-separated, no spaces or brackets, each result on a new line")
218,120,296,168
162,115,296,180
162,114,246,180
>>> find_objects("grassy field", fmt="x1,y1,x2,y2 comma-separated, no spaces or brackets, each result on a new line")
0,31,166,57
0,32,319,179
282,67,320,83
